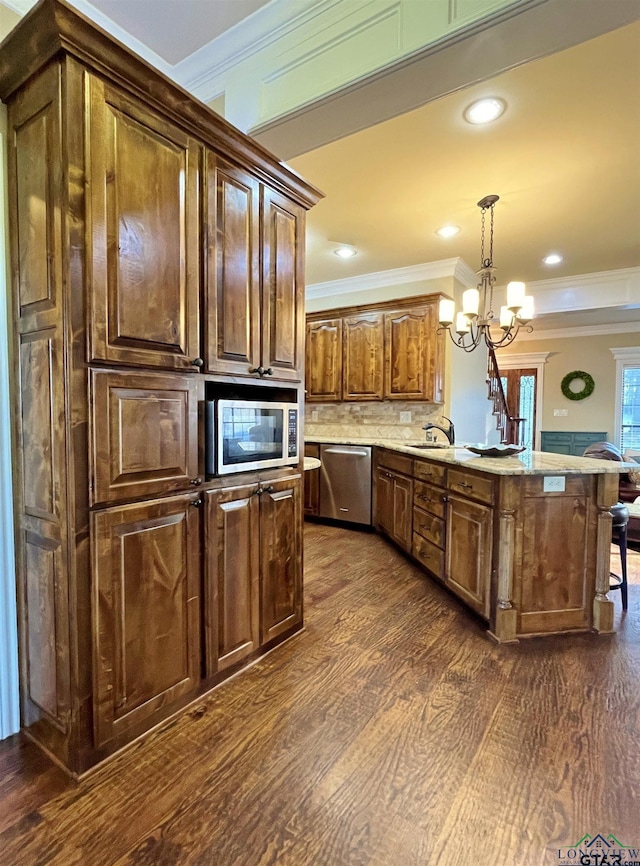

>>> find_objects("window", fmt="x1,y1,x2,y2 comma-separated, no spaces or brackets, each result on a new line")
621,365,640,451
611,347,640,453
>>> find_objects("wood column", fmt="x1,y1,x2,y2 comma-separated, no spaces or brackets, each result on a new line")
592,474,617,634
489,477,518,643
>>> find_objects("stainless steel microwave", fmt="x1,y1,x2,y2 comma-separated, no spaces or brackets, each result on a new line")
205,399,300,476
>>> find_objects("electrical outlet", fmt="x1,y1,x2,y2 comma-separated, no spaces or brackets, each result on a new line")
311,410,319,422
543,476,566,492
399,411,412,423
553,409,569,416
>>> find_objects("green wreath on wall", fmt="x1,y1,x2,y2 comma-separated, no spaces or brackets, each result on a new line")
561,370,595,401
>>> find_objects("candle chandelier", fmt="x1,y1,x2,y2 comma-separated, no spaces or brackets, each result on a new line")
438,195,534,352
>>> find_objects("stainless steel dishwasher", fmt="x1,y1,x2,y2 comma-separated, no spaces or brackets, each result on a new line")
319,444,372,525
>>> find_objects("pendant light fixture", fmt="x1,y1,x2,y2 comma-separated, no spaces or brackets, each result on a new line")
438,195,534,352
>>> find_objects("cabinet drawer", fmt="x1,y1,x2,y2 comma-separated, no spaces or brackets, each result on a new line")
448,469,495,505
377,448,413,476
414,480,446,518
413,506,445,548
413,533,445,579
413,459,446,486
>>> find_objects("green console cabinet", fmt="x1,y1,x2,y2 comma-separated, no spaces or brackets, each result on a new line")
540,431,608,456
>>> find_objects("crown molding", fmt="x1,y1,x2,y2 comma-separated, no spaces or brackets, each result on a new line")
610,347,640,361
306,257,476,300
175,0,334,97
495,351,551,367
517,320,640,341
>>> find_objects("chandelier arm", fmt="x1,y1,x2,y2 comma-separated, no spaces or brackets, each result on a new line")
484,324,519,350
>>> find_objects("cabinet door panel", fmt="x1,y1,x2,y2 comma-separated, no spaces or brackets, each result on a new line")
260,476,303,643
384,309,427,399
92,495,200,746
205,154,261,376
343,313,384,400
375,468,394,537
91,370,199,505
446,494,492,618
393,474,413,552
306,319,342,401
262,188,305,381
517,491,591,633
375,467,412,552
89,77,200,370
204,485,260,675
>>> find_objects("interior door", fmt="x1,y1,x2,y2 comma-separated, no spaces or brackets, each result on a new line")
500,368,537,451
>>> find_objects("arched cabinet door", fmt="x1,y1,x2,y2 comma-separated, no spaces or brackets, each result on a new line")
305,319,343,401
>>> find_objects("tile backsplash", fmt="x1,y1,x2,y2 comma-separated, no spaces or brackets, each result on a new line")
304,401,445,441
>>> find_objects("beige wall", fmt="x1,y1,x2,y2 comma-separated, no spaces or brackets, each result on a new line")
0,3,20,41
499,331,640,442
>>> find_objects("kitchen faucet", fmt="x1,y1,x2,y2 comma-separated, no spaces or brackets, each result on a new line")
422,416,455,445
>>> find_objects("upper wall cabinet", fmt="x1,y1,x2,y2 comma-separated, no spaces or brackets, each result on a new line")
206,155,305,382
305,318,342,401
343,313,384,400
384,303,443,402
87,77,201,371
306,296,444,403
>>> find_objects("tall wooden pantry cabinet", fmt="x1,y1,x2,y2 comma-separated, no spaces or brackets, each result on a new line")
0,0,322,776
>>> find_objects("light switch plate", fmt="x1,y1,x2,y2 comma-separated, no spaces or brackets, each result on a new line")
399,411,412,423
553,409,569,416
311,410,319,422
543,476,566,492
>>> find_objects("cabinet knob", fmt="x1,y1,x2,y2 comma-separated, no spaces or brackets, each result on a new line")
190,498,203,507
191,357,204,368
190,477,202,486
264,368,273,376
262,485,274,494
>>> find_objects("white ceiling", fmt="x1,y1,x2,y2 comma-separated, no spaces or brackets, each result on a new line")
88,0,272,64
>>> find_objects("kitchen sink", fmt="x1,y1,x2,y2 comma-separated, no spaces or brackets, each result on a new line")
410,443,452,449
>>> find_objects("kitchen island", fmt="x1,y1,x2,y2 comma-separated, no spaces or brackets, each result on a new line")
306,438,633,641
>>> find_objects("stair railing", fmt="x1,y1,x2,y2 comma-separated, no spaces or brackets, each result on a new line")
487,347,524,445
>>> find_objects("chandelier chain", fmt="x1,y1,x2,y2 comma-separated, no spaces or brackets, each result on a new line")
480,202,495,268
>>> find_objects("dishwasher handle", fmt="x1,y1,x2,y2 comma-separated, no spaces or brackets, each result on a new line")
321,447,370,458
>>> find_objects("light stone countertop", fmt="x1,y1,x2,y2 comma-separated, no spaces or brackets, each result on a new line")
306,437,636,477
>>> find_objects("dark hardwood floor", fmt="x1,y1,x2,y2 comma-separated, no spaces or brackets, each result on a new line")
1,523,639,866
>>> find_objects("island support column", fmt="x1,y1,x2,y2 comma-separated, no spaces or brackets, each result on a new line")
489,477,519,643
593,473,618,634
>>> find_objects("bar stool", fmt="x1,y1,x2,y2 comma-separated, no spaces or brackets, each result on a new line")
610,502,629,611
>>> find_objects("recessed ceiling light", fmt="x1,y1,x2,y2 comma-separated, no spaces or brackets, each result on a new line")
334,246,357,258
436,225,460,238
543,253,563,265
463,97,506,125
